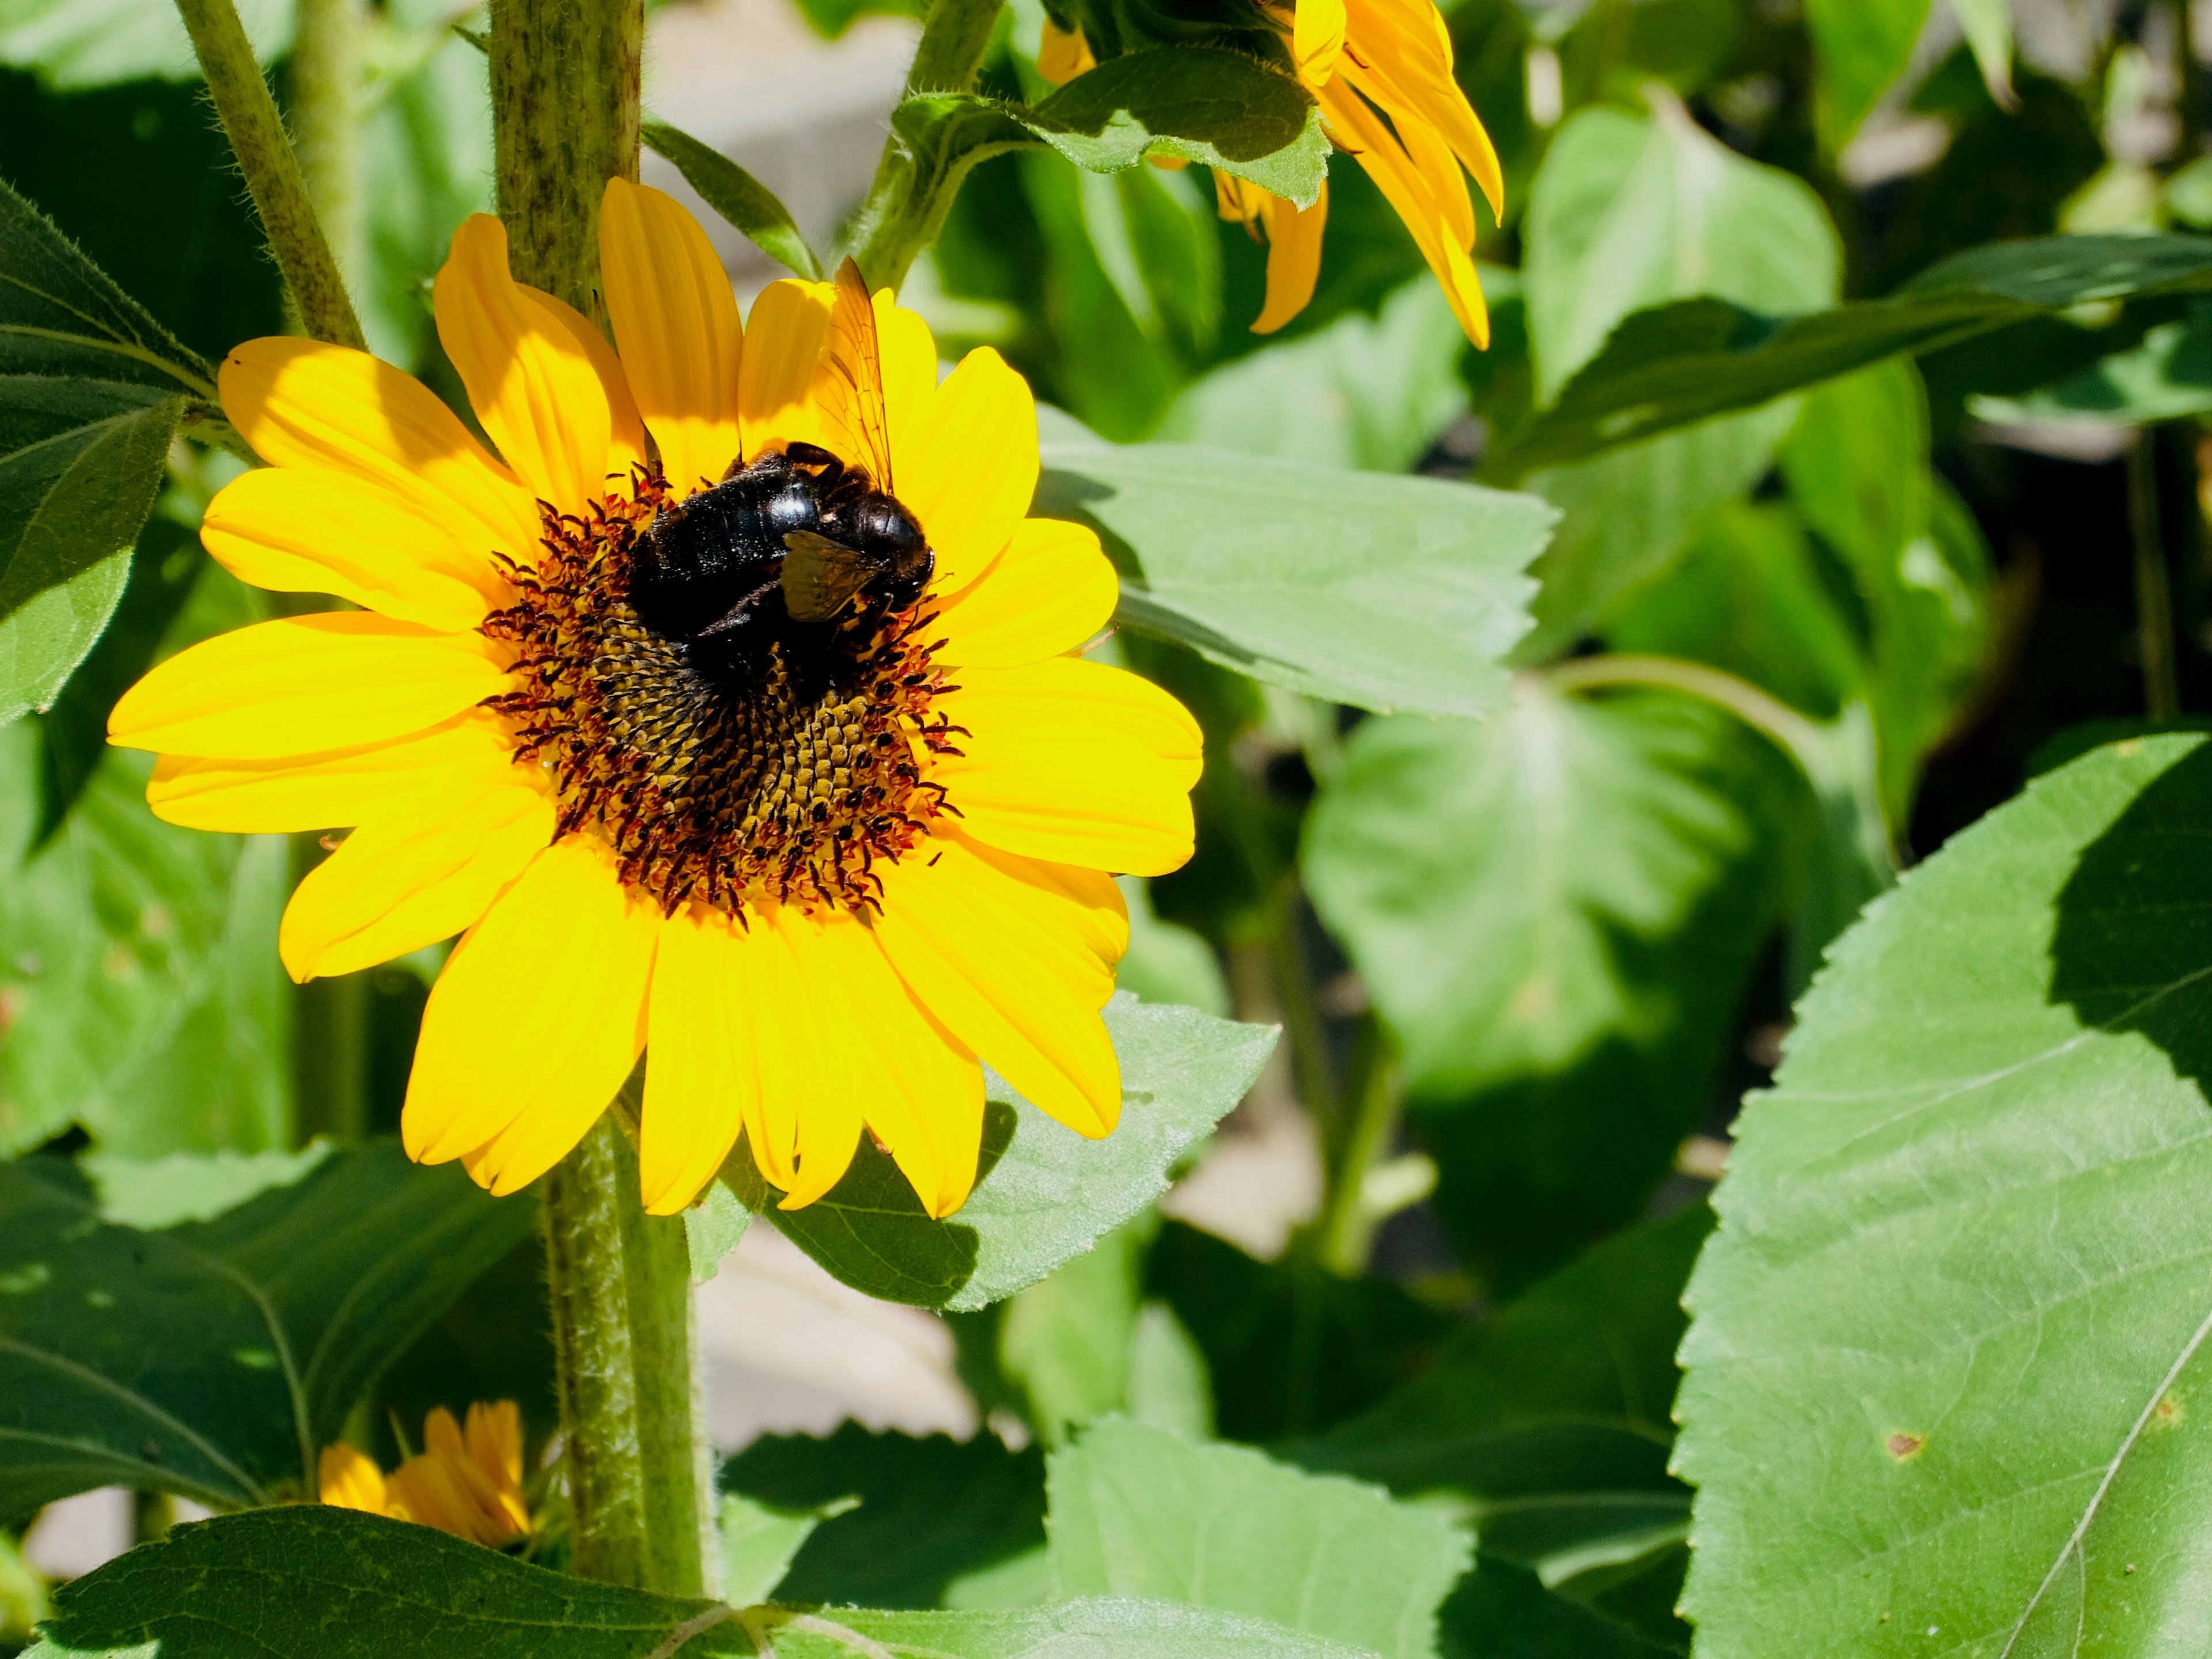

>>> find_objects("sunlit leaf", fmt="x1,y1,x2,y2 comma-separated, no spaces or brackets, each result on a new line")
1801,0,1929,154
1039,440,1547,717
0,1145,538,1517
1678,731,2212,1656
1047,1417,1471,1659
0,0,290,89
643,119,823,281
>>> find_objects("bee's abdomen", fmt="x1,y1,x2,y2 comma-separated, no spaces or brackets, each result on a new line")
630,467,819,642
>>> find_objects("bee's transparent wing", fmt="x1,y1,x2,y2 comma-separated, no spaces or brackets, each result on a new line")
780,529,880,623
817,257,897,492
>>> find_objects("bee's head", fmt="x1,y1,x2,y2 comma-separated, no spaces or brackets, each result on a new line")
857,494,934,609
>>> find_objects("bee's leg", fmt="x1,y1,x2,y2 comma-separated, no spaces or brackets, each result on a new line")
783,442,847,488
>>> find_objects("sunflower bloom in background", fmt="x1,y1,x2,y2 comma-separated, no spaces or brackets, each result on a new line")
1041,0,1501,344
319,1402,531,1547
108,180,1200,1220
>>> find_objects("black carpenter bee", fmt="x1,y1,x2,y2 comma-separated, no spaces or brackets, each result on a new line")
628,259,933,688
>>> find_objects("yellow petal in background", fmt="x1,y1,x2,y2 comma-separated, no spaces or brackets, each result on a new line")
876,834,1122,1138
738,279,833,459
278,772,554,981
601,177,745,499
219,337,539,559
1253,180,1329,335
404,837,656,1191
931,518,1118,668
317,1444,391,1515
1037,17,1094,84
108,614,507,762
200,466,505,632
1293,0,1347,85
146,714,515,834
1323,83,1490,347
932,658,1202,876
897,349,1037,597
435,214,613,518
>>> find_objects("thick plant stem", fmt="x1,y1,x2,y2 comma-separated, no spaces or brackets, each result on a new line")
542,1109,710,1595
175,0,365,349
489,0,644,320
490,0,704,1594
290,0,364,290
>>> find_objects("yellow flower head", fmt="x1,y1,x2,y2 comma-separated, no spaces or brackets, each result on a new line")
1041,0,1502,345
319,1401,531,1548
109,181,1201,1220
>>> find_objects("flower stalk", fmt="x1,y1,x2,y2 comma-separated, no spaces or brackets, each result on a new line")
487,0,708,1595
174,0,365,349
289,0,366,290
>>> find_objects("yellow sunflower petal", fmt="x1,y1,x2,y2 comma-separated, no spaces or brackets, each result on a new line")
760,903,870,1210
465,1401,525,1491
317,1443,390,1514
930,517,1118,668
775,906,984,1217
403,837,656,1185
522,285,649,483
435,214,613,517
146,713,514,833
932,657,1201,876
1037,17,1095,83
1253,180,1328,335
219,337,539,559
278,771,554,981
875,833,1122,1137
108,614,508,761
738,279,833,459
1293,0,1347,85
898,349,1037,597
1342,0,1503,218
200,466,505,631
601,178,745,501
874,289,939,467
1323,82,1490,347
640,907,761,1216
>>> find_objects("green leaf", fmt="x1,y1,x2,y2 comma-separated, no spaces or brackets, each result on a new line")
1046,1417,1472,1659
28,1506,1366,1658
1971,297,2212,426
0,382,183,724
722,1422,1047,1608
1950,0,2016,107
1118,880,1229,1017
1027,49,1327,207
0,174,213,393
0,730,291,1160
685,1178,751,1283
1509,99,1839,652
0,0,290,90
724,995,1276,1310
1289,1205,1710,1584
717,1491,853,1608
1494,234,2212,478
1676,730,2212,1656
1802,0,1929,153
0,1142,538,1517
1302,687,1793,1286
1436,1556,1677,1659
81,1143,332,1229
642,119,824,281
1038,440,1547,717
1156,277,1471,474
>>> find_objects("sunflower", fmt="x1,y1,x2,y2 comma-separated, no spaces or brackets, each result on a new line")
320,1401,531,1546
1039,0,1501,345
108,180,1201,1220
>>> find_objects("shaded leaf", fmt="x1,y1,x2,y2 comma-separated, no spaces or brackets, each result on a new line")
0,381,183,725
1047,1416,1471,1659
1677,732,2212,1656
1493,234,2212,478
1038,440,1547,717
722,1422,1047,1609
1436,1556,1679,1659
643,119,824,281
1302,687,1793,1286
1971,296,2212,427
1802,0,1929,154
722,996,1275,1311
0,1143,538,1517
717,1491,851,1609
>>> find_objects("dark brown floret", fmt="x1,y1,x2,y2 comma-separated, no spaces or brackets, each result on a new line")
479,479,963,918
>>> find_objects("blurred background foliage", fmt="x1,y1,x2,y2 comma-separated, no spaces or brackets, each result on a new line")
5,0,2211,1652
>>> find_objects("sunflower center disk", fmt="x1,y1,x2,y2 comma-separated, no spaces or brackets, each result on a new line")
481,481,960,918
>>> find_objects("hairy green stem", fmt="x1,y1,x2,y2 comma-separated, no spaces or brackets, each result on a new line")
175,0,365,348
488,1,707,1592
289,0,365,290
848,0,1010,289
489,0,644,320
543,1108,711,1594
